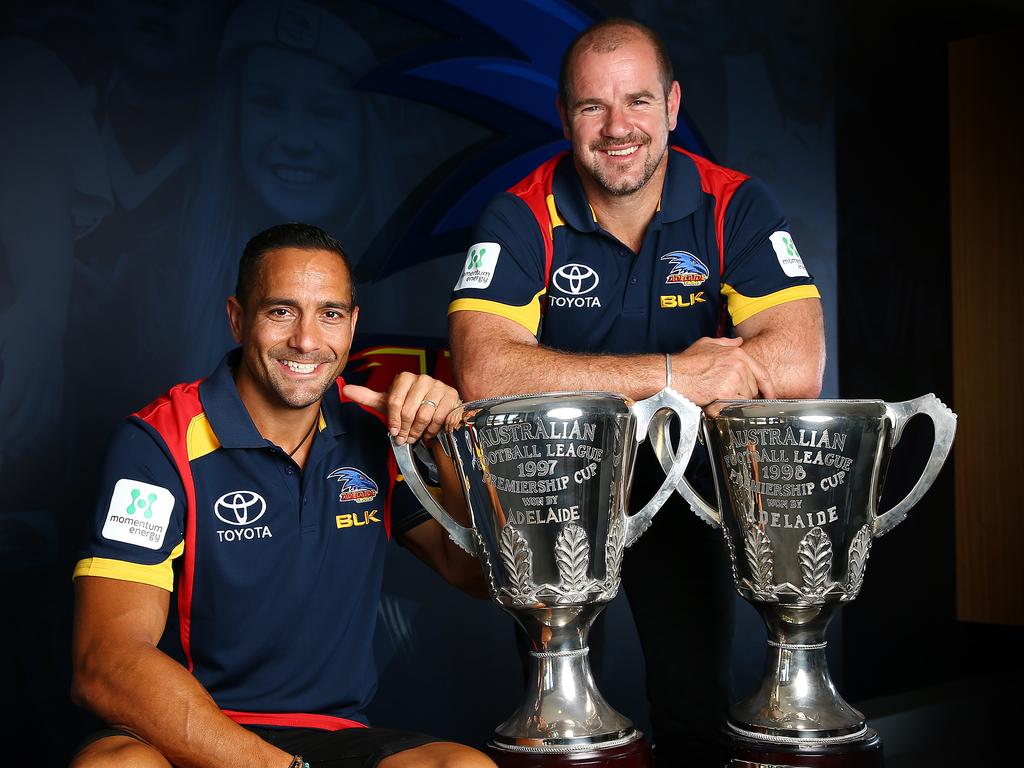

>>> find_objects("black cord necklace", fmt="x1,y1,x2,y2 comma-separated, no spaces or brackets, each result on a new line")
287,414,319,458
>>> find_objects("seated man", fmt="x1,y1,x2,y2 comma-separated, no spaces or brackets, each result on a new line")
70,223,493,768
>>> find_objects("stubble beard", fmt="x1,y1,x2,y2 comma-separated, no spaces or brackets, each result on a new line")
590,135,666,196
273,380,328,409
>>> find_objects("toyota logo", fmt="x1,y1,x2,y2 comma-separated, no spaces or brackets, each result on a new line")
214,491,267,526
552,263,600,296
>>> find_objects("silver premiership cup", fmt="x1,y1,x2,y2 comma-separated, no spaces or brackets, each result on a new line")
394,389,702,755
653,395,956,747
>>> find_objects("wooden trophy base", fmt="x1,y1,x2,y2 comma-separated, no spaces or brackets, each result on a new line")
487,736,653,768
723,726,883,768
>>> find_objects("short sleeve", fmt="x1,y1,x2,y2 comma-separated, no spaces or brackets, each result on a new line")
73,419,187,591
448,193,549,336
720,177,820,326
389,476,431,544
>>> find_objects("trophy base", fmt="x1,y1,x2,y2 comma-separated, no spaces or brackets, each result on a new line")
722,726,883,767
486,735,653,767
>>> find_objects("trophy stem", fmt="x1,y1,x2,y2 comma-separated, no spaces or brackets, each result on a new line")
728,606,867,744
490,604,638,752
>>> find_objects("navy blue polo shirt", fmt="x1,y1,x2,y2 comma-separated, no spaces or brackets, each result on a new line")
74,350,428,730
449,147,819,352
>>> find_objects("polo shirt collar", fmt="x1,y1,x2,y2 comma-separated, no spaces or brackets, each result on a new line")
199,350,267,449
199,349,345,449
552,155,599,233
318,378,349,438
553,147,703,230
660,148,703,223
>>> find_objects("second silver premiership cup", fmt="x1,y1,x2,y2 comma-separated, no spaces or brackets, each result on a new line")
655,395,956,747
394,389,701,755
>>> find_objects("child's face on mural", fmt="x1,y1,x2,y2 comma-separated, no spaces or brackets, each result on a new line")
239,47,363,223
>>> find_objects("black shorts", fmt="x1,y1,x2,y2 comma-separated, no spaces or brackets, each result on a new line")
76,724,443,768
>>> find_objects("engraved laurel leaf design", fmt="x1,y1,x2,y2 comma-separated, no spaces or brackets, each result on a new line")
844,524,873,600
743,524,775,593
799,526,834,598
499,524,535,600
555,524,591,593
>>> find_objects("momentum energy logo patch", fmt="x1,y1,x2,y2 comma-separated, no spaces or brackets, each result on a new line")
327,467,379,503
769,231,809,277
455,242,500,290
102,479,174,550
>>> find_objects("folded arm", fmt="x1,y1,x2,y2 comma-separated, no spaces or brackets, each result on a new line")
734,297,825,399
450,310,782,406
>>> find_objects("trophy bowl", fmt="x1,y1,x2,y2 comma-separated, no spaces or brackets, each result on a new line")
653,395,956,747
394,388,702,756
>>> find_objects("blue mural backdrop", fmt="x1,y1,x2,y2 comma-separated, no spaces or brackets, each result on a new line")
0,0,837,760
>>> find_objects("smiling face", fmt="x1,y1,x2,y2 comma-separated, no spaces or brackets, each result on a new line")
228,247,358,412
238,47,362,222
560,32,680,199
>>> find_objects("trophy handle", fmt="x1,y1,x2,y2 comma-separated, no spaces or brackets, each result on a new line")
873,393,957,537
626,387,703,546
649,417,721,528
390,436,478,555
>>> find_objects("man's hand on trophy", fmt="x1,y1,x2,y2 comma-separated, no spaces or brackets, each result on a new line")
672,337,777,405
343,372,461,444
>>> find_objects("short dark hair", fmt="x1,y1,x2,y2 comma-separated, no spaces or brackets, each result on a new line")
558,18,674,109
235,223,354,307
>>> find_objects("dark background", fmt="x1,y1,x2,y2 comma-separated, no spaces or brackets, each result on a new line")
835,0,1023,705
0,0,1021,764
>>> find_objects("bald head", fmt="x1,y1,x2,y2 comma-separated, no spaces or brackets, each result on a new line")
558,18,674,109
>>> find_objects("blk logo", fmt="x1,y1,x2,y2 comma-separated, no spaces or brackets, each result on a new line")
214,490,267,526
336,510,382,529
552,263,599,295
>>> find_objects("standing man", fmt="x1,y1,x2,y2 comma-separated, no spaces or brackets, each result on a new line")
71,224,494,768
448,19,825,767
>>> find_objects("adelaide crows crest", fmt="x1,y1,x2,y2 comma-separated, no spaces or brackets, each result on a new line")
327,467,379,503
661,251,710,287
